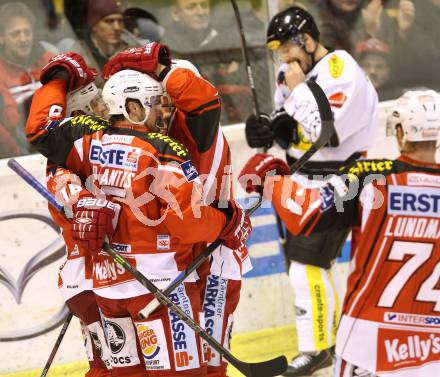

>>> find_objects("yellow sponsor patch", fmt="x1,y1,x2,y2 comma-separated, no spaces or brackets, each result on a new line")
328,54,344,79
266,40,281,50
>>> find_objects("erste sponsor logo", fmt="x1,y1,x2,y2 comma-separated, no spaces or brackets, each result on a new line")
89,140,141,171
388,186,440,218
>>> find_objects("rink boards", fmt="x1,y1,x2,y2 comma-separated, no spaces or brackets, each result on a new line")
0,102,398,374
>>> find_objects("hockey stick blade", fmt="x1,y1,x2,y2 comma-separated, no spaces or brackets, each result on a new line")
8,159,287,377
232,355,288,377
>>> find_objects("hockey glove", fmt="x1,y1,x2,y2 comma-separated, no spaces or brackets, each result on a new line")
214,200,252,251
102,43,171,80
271,109,300,149
238,153,291,194
71,195,120,257
245,113,274,149
40,52,97,91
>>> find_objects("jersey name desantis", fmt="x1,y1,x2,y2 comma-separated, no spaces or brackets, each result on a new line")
388,186,440,218
89,140,141,171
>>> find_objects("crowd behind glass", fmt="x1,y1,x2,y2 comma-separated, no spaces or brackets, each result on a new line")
0,0,438,159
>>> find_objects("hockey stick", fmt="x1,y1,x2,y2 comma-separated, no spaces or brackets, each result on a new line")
230,0,290,271
6,159,70,377
40,313,73,377
8,159,288,377
139,81,334,318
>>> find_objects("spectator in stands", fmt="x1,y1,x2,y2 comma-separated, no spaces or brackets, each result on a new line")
84,0,138,70
0,1,56,155
0,81,21,158
161,0,224,53
391,0,440,90
356,38,401,100
316,0,367,53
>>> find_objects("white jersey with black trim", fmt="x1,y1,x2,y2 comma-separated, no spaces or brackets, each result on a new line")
274,50,378,162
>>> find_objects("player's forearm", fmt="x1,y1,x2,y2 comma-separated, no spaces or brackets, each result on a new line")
25,79,68,150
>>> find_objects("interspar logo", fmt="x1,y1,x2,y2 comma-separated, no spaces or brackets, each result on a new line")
377,328,440,372
384,312,440,327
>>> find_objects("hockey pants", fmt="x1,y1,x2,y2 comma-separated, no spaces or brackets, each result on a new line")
66,290,112,376
95,282,206,377
289,261,343,352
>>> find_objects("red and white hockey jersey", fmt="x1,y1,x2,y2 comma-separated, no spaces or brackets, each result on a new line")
26,78,227,300
267,156,440,376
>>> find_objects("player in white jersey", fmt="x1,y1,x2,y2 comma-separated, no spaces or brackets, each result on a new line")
244,6,378,376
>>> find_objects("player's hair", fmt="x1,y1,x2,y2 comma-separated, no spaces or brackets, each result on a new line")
0,2,36,35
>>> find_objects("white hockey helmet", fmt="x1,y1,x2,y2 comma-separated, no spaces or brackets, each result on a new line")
67,83,101,116
102,69,163,124
386,89,440,142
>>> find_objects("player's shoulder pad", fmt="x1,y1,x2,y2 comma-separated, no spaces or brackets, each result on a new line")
339,158,396,182
66,114,110,133
144,132,190,163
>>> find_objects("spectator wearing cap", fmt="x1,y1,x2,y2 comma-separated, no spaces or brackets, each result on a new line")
356,38,401,100
84,0,138,70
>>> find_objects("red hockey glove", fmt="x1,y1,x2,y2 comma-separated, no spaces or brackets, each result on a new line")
238,153,291,194
71,195,120,257
102,43,171,79
40,52,97,91
214,200,252,251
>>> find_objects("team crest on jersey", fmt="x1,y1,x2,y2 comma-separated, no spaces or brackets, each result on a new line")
180,160,199,182
157,235,170,250
328,54,344,79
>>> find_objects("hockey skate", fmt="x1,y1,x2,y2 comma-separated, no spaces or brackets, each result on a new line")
281,347,334,376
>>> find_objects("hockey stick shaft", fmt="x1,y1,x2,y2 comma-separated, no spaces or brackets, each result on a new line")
9,159,287,377
230,0,261,116
7,159,69,377
40,313,73,377
139,196,262,318
230,0,290,270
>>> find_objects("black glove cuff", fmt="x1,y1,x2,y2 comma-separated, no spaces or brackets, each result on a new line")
271,110,298,149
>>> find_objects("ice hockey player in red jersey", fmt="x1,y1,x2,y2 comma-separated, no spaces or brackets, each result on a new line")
102,43,252,377
46,83,113,377
239,89,440,377
25,52,251,377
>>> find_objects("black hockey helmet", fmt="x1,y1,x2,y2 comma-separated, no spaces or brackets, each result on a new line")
266,6,320,50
